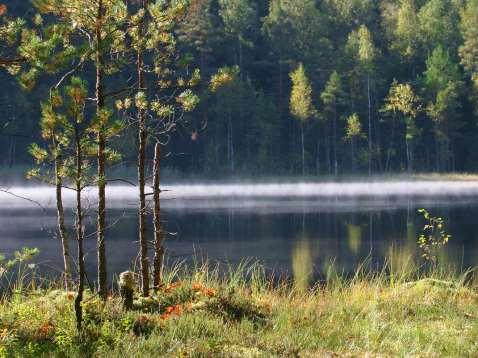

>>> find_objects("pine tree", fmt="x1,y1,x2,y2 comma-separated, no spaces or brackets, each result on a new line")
28,92,73,289
392,0,420,72
31,77,93,330
13,0,128,300
347,25,377,175
0,4,24,68
117,0,201,293
459,0,478,115
321,71,345,176
423,46,463,171
219,0,258,71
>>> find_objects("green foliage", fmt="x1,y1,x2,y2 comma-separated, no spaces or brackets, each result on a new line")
392,0,421,59
418,0,461,52
4,0,478,176
0,247,39,293
347,25,377,72
344,113,364,140
27,76,95,186
219,0,257,45
417,209,452,265
289,63,315,122
209,65,239,92
0,262,477,356
320,71,345,113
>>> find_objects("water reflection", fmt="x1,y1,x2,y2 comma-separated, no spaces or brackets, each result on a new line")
292,236,313,291
0,187,477,279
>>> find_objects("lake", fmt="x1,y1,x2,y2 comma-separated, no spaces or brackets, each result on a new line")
1,181,478,280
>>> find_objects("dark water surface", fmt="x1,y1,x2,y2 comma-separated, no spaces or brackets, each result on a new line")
1,183,478,280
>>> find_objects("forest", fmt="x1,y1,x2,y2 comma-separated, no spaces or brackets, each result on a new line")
1,0,478,176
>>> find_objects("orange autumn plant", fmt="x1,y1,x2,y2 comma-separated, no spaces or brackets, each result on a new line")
163,281,182,293
35,322,55,341
192,282,216,298
160,304,183,320
0,328,10,341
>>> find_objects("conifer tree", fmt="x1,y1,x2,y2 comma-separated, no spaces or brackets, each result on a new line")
347,25,377,175
423,46,463,171
28,92,73,289
392,0,420,73
118,0,201,293
31,77,93,330
24,0,128,300
459,0,478,115
0,4,24,68
321,71,345,176
219,0,258,71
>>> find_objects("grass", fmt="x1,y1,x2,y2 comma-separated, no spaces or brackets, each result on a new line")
1,261,478,357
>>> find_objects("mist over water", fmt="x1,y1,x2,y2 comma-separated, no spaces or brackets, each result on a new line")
1,180,478,279
3,180,478,208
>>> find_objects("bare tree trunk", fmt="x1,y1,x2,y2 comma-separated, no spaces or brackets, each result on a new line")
301,121,305,176
333,108,338,176
137,0,149,296
96,0,107,300
74,126,85,331
316,139,320,175
55,154,71,290
325,125,331,175
152,142,164,288
385,119,395,172
367,74,372,176
228,105,234,172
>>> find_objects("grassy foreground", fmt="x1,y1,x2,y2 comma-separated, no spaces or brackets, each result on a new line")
1,264,478,357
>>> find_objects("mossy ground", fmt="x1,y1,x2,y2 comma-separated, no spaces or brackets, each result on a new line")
1,265,478,357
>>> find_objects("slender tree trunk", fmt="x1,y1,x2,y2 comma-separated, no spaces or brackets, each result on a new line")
316,139,320,175
238,37,243,79
367,74,372,176
152,142,164,288
409,141,414,172
325,125,331,174
301,121,305,176
96,0,107,300
435,131,440,172
333,109,338,176
385,119,395,172
55,154,70,290
228,106,234,172
8,136,16,167
74,126,85,331
137,0,149,296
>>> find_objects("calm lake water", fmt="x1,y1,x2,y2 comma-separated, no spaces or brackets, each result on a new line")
1,182,478,280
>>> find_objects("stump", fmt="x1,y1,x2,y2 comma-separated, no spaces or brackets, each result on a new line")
119,271,135,310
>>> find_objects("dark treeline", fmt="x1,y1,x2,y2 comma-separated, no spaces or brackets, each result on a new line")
2,0,478,176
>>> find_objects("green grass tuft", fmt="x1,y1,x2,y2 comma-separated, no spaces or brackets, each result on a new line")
1,262,478,357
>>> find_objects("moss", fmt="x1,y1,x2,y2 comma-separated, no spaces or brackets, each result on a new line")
0,269,477,357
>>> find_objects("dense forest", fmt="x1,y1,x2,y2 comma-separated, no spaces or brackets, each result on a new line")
1,0,478,176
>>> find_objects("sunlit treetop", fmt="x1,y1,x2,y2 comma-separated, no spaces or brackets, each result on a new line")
209,65,239,92
290,63,316,122
344,113,365,141
383,80,421,118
